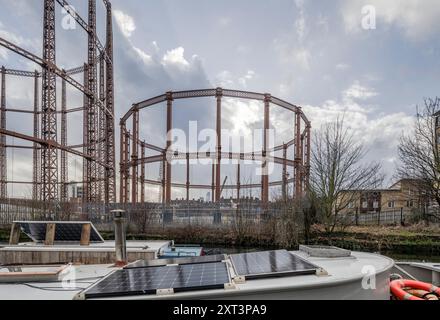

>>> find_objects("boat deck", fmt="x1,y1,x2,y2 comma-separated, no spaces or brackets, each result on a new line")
0,251,395,300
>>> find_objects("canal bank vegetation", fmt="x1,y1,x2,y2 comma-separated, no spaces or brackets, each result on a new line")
1,222,437,256
92,223,440,256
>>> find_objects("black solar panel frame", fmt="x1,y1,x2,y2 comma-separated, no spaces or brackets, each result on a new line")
124,254,226,269
230,250,320,280
15,221,104,243
83,262,231,299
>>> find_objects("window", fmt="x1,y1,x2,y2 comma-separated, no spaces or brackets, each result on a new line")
362,201,368,209
373,201,379,209
388,201,395,208
407,200,414,208
348,201,355,209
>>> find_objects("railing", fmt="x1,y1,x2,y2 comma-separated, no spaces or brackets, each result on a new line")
0,199,438,230
343,207,440,226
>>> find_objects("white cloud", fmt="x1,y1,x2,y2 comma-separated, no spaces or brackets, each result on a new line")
113,10,136,38
0,28,39,53
294,48,311,70
302,81,414,176
214,70,257,89
0,47,7,60
222,99,263,152
238,70,256,88
274,0,311,71
336,63,350,71
215,70,234,88
342,0,440,39
219,17,231,27
343,81,378,100
161,47,190,70
294,0,307,42
133,46,153,65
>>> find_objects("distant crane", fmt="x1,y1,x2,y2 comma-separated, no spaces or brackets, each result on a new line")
220,176,228,198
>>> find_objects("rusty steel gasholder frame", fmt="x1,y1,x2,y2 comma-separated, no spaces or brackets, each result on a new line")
0,0,116,209
120,88,311,206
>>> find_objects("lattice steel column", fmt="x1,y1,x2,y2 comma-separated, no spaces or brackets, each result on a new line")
140,142,145,203
82,63,89,204
161,156,165,203
295,110,302,198
131,109,139,204
211,163,215,202
186,153,190,202
0,67,7,199
261,94,270,206
300,131,305,194
98,56,106,203
33,71,40,201
215,88,222,202
282,143,287,202
236,161,241,202
119,123,126,203
105,2,116,204
119,123,130,203
304,124,311,190
165,92,173,204
87,0,98,203
60,73,67,202
41,0,58,202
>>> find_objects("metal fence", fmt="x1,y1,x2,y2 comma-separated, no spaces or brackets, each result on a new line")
0,199,438,230
343,207,440,226
90,205,290,232
0,199,291,231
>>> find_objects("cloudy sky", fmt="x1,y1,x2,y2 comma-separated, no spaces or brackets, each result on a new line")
0,0,439,200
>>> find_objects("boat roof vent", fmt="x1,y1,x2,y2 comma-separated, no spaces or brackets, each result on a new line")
299,245,351,258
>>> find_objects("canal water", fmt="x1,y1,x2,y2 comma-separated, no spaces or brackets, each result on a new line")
203,246,440,263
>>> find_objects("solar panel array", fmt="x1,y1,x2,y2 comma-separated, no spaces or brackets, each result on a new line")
125,254,226,269
17,221,104,243
84,262,230,299
230,249,319,279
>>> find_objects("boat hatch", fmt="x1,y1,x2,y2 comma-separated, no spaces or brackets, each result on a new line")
125,254,226,269
0,264,71,283
299,245,352,258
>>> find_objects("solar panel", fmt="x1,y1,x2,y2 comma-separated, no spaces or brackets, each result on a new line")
230,250,319,279
125,254,226,269
83,262,230,299
16,221,104,243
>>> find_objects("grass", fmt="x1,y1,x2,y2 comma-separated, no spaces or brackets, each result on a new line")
309,224,440,256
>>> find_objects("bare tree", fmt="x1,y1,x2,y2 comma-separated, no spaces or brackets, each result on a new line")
397,98,440,222
310,117,383,232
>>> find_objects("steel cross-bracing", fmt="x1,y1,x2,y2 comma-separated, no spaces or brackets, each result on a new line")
120,89,311,208
0,0,115,212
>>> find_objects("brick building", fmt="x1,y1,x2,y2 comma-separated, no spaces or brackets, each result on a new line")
338,179,428,215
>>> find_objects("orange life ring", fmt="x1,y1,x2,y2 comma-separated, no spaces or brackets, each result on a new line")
390,279,440,300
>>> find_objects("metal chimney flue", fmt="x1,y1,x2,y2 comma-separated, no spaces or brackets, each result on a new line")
111,209,127,266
